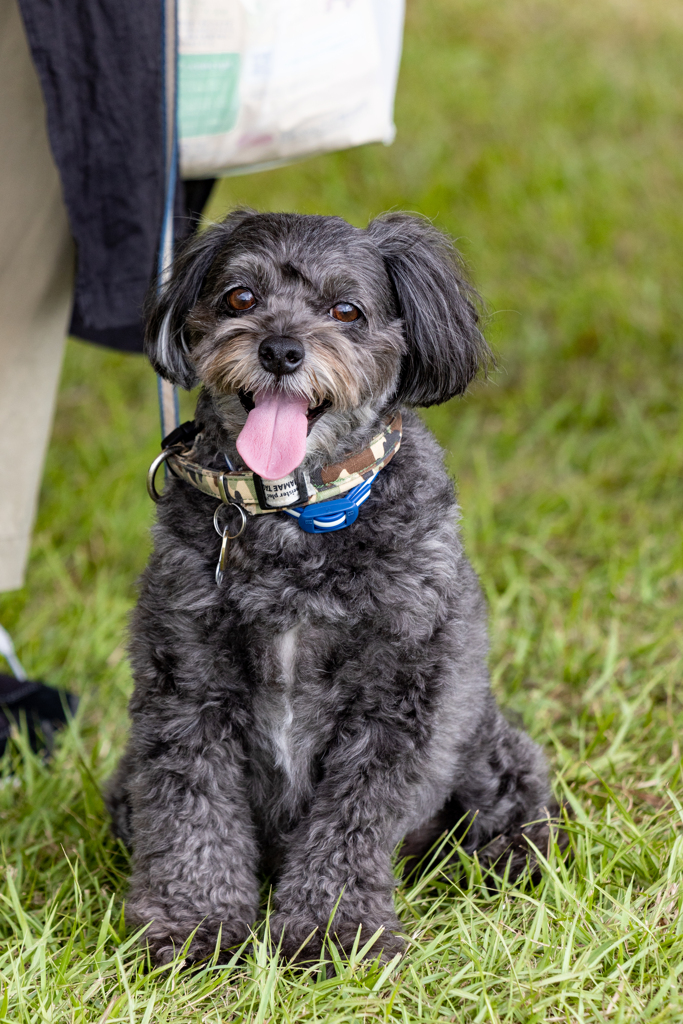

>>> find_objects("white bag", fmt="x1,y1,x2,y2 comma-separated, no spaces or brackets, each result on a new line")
177,0,404,179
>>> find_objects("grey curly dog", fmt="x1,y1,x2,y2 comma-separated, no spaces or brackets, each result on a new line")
106,209,561,966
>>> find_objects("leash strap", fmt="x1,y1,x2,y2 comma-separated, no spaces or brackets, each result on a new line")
156,0,180,443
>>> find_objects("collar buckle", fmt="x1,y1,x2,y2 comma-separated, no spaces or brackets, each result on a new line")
284,476,375,533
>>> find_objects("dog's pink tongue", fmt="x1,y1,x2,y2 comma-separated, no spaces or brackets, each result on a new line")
236,389,309,480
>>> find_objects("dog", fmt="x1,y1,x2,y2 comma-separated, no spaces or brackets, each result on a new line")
106,209,560,966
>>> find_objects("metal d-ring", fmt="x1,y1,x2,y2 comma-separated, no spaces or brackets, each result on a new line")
147,448,177,502
213,501,248,540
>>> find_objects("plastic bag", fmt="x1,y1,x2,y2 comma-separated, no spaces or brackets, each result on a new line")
178,0,404,179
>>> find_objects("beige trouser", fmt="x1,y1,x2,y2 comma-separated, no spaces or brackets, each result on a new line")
0,0,75,591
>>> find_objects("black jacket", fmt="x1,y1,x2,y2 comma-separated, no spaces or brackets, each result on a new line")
18,0,212,352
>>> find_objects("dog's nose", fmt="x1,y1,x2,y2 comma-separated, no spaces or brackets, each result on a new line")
258,336,304,377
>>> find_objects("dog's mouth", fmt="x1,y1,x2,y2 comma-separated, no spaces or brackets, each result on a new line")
238,389,330,424
236,389,331,480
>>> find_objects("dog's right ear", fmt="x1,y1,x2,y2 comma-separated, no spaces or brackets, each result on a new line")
145,209,255,389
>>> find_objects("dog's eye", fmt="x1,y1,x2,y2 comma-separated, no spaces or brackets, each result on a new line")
329,302,360,323
226,287,256,311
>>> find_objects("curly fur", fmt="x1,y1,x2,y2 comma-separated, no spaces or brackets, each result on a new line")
106,210,559,966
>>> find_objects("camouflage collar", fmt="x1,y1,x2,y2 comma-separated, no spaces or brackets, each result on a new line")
148,413,402,514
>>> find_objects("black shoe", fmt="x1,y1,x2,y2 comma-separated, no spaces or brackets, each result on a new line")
0,672,78,758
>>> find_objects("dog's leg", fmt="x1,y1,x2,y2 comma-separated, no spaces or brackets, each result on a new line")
403,709,565,883
452,711,565,880
118,706,260,966
270,725,420,965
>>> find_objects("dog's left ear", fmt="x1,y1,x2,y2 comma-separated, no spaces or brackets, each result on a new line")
367,213,490,407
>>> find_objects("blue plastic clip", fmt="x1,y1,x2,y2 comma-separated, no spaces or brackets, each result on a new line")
284,476,376,534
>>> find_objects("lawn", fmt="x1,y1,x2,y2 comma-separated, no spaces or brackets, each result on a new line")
2,0,683,1020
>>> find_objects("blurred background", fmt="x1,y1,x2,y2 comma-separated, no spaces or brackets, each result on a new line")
1,0,681,787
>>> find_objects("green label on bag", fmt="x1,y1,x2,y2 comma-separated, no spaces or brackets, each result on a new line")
178,53,241,139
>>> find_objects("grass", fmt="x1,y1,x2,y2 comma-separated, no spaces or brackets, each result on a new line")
1,0,683,1018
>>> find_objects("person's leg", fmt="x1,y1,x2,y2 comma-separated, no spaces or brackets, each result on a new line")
0,0,75,592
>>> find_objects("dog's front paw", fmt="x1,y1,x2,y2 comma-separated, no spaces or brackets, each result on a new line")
126,896,252,966
271,911,404,966
333,920,405,964
270,913,324,963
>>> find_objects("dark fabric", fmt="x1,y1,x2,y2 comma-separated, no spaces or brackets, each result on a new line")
68,310,150,353
0,672,78,757
69,179,216,353
17,0,165,338
17,0,217,353
179,177,216,238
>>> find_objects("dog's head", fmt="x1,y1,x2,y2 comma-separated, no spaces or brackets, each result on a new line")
146,210,489,477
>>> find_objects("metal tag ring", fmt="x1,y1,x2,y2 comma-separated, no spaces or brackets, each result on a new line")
147,449,177,502
213,502,248,539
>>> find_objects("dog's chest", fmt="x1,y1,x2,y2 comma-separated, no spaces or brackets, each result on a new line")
261,625,302,779
249,623,329,800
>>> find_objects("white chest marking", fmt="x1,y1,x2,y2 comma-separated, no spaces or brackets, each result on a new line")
270,625,300,780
